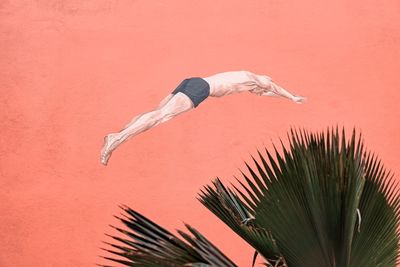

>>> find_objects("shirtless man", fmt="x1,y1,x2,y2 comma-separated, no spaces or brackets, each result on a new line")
100,70,306,165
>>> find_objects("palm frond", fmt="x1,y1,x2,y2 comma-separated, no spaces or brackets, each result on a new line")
100,205,237,267
350,152,400,266
200,127,400,267
199,178,284,266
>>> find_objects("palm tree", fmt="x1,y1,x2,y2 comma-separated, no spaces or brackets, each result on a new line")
100,128,400,266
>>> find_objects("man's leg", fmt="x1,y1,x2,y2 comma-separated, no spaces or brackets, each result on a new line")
119,94,174,131
101,93,194,165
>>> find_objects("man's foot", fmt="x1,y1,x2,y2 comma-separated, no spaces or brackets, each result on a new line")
292,95,307,104
100,133,119,166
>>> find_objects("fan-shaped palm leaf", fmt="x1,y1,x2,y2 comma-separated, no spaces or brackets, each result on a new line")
199,128,400,267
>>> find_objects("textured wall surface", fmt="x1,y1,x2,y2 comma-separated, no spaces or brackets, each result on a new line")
1,0,400,266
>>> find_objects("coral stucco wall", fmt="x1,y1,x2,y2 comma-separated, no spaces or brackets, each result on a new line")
1,0,400,266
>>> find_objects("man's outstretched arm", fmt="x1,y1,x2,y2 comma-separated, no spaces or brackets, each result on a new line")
261,81,306,104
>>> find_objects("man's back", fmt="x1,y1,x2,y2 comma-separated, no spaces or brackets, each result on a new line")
203,70,267,97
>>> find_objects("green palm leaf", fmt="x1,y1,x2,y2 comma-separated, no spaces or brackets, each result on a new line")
100,205,237,267
199,178,284,266
199,127,400,267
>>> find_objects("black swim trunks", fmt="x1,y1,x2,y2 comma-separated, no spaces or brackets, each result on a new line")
171,77,210,108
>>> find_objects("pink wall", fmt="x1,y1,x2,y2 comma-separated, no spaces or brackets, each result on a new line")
1,1,400,266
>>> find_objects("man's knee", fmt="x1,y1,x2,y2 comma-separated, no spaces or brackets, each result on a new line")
160,106,191,123
142,109,163,126
159,111,176,123
146,109,174,125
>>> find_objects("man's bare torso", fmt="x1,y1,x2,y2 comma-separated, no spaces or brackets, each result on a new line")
202,70,271,97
